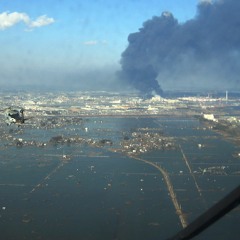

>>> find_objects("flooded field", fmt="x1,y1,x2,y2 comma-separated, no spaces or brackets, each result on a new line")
0,117,239,240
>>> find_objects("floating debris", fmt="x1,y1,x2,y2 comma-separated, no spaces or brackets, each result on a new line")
199,166,228,175
148,222,160,227
62,154,71,161
22,214,32,224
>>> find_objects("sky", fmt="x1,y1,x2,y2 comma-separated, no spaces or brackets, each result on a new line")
0,0,204,91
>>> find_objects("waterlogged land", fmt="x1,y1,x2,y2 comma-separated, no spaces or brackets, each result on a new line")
0,92,240,240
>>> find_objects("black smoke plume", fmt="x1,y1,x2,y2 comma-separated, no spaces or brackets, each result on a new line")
118,0,240,96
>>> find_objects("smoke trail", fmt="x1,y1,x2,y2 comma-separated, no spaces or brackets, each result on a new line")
118,0,240,95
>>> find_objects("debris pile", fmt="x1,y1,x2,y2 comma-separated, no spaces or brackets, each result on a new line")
120,131,175,155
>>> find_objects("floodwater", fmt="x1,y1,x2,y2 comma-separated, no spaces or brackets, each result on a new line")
0,117,239,240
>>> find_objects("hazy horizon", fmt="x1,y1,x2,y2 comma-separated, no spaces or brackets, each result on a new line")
1,0,240,94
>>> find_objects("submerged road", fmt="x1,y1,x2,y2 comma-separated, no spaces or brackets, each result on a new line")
179,144,202,197
130,155,188,229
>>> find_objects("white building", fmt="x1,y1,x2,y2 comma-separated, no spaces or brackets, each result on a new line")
203,114,218,122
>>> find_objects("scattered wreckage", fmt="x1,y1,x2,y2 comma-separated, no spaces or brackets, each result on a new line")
199,166,227,175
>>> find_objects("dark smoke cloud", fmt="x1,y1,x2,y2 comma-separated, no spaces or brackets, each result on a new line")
118,0,240,95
